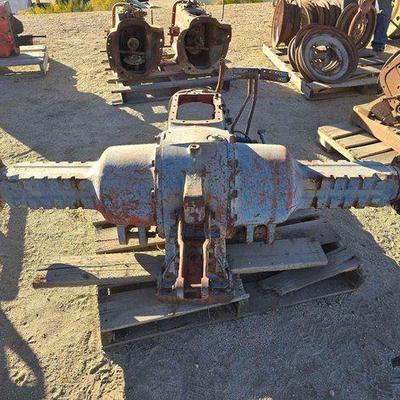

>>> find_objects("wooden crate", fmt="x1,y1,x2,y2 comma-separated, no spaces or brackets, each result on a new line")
0,45,49,74
34,210,364,347
318,121,399,164
262,44,389,100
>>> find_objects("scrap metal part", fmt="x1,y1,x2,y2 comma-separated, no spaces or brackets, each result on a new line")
352,51,400,151
336,0,376,50
0,68,399,303
0,1,44,58
272,0,342,48
169,0,232,75
290,24,359,83
106,2,164,83
272,0,376,50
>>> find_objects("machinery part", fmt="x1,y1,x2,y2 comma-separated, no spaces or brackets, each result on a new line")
272,0,301,48
356,50,400,126
336,0,377,50
169,0,232,75
0,1,19,57
272,0,342,48
352,51,400,153
388,0,400,39
106,2,164,83
0,73,399,303
293,25,359,83
0,1,46,58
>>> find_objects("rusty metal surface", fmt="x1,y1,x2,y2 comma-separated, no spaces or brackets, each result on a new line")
272,0,342,48
336,0,376,50
291,24,359,83
169,0,232,75
0,1,20,57
1,77,400,303
272,0,376,51
106,2,164,84
352,51,400,149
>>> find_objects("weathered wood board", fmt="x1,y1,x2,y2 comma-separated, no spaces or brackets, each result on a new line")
0,45,49,74
33,251,163,288
228,238,328,274
318,122,398,164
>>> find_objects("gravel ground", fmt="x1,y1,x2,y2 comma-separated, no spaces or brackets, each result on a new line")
1,2,400,399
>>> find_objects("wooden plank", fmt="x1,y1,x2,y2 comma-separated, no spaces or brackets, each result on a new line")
0,56,44,67
0,45,48,71
99,277,249,333
337,132,378,148
102,269,364,348
258,248,360,295
95,226,164,254
228,238,328,274
112,75,220,94
319,122,363,140
360,150,398,164
19,45,46,52
33,251,164,288
262,44,306,93
318,125,364,161
275,218,340,245
350,141,394,159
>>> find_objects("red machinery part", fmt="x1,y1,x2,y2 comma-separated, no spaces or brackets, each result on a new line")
0,2,19,58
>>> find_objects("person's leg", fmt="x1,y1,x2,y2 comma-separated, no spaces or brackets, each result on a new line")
372,0,393,51
343,0,357,8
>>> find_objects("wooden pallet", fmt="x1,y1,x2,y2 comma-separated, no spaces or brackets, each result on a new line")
0,45,49,74
262,44,389,100
318,121,399,164
105,61,229,106
33,209,364,347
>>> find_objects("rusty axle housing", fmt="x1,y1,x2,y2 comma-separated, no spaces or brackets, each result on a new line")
1,87,400,303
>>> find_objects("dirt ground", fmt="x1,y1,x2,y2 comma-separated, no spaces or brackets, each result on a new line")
1,1,400,399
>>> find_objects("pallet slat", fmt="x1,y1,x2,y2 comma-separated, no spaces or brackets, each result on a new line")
228,238,327,274
0,45,48,73
102,270,364,348
33,252,163,288
258,248,360,295
99,277,249,333
318,123,398,164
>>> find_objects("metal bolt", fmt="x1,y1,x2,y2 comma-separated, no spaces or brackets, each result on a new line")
188,144,201,155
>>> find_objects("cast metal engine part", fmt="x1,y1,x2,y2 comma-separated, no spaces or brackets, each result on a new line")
0,1,44,58
288,24,359,83
106,2,164,83
272,0,376,50
0,70,399,303
389,0,400,39
169,0,232,75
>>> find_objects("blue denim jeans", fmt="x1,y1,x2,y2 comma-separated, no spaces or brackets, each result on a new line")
343,0,393,50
